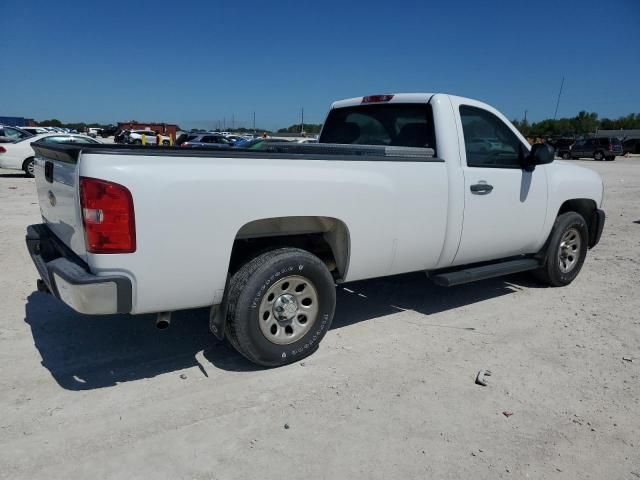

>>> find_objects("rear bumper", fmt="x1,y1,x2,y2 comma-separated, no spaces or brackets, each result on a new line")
26,224,132,314
589,209,605,248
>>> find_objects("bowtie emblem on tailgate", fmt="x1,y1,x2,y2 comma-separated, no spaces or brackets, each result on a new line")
48,190,56,207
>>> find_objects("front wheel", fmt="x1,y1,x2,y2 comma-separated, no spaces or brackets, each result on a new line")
23,157,35,177
561,152,571,160
225,248,336,367
533,212,588,287
593,151,604,161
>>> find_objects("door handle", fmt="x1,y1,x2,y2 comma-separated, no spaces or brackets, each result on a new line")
470,183,493,194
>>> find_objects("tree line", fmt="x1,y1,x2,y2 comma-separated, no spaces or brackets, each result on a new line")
512,112,640,138
277,123,323,134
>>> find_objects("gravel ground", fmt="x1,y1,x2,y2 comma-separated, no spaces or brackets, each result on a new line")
0,158,638,480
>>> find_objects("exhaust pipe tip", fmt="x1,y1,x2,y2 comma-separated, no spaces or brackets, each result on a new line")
156,312,171,330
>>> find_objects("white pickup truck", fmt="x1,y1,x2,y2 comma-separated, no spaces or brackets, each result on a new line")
26,93,605,366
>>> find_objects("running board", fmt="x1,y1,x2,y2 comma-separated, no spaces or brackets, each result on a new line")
429,258,540,287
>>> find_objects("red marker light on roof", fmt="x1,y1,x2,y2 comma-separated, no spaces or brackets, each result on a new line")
362,94,394,103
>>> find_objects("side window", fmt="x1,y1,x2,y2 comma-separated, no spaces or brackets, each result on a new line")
72,136,98,144
200,136,214,143
4,127,29,140
41,136,67,143
459,105,525,168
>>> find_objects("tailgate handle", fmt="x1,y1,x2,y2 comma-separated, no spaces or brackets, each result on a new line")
44,161,54,183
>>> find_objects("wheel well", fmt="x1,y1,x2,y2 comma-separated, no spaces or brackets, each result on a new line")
22,157,34,170
229,216,350,281
558,198,598,242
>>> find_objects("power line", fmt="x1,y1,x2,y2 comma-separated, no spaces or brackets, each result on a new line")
553,77,565,120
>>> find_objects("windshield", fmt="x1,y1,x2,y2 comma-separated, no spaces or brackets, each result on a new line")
319,103,436,151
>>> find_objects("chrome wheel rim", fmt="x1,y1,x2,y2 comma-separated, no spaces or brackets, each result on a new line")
258,275,319,345
27,160,34,176
558,228,581,273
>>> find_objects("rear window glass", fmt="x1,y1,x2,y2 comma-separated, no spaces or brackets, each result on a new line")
319,103,436,152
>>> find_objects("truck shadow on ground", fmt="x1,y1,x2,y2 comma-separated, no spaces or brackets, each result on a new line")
25,271,541,390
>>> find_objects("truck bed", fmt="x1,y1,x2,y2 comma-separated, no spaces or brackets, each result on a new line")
31,141,448,314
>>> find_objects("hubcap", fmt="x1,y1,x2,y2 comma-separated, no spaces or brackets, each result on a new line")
558,228,581,273
258,275,319,345
27,161,34,175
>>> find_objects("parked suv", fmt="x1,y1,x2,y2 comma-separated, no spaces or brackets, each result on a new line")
552,138,576,160
622,138,640,155
569,137,622,161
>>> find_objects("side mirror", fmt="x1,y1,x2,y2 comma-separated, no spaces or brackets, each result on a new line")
522,143,554,171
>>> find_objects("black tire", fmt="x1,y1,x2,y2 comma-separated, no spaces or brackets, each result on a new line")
561,152,571,160
133,139,142,145
533,212,588,287
593,150,604,161
162,140,170,146
225,248,336,367
22,157,34,177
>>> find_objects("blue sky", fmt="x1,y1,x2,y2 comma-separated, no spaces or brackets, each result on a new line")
2,0,638,130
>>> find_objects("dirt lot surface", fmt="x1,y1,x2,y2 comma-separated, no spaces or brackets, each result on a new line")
0,158,638,479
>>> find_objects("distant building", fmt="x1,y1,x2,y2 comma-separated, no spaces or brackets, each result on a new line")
117,122,178,138
595,129,640,140
0,116,36,127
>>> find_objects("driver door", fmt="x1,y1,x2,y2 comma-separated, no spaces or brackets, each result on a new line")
452,102,549,266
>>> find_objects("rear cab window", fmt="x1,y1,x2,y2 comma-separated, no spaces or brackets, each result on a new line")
319,103,437,154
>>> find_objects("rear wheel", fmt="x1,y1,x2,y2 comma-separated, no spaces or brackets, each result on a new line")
593,151,604,161
561,152,571,160
225,248,336,367
533,212,588,287
23,157,35,177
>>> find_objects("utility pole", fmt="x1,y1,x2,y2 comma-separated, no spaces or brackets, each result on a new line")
524,110,528,124
301,107,304,135
232,114,235,130
253,112,256,133
553,77,565,120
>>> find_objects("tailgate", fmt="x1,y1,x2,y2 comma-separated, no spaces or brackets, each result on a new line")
31,143,87,260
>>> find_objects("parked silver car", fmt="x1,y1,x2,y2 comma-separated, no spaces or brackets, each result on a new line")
181,134,232,149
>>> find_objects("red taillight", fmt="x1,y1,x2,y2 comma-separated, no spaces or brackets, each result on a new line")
362,94,394,103
180,142,187,147
0,146,6,153
79,177,136,253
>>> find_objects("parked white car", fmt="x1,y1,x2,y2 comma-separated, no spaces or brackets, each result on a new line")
19,126,49,135
26,93,605,366
0,134,100,176
127,130,171,145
